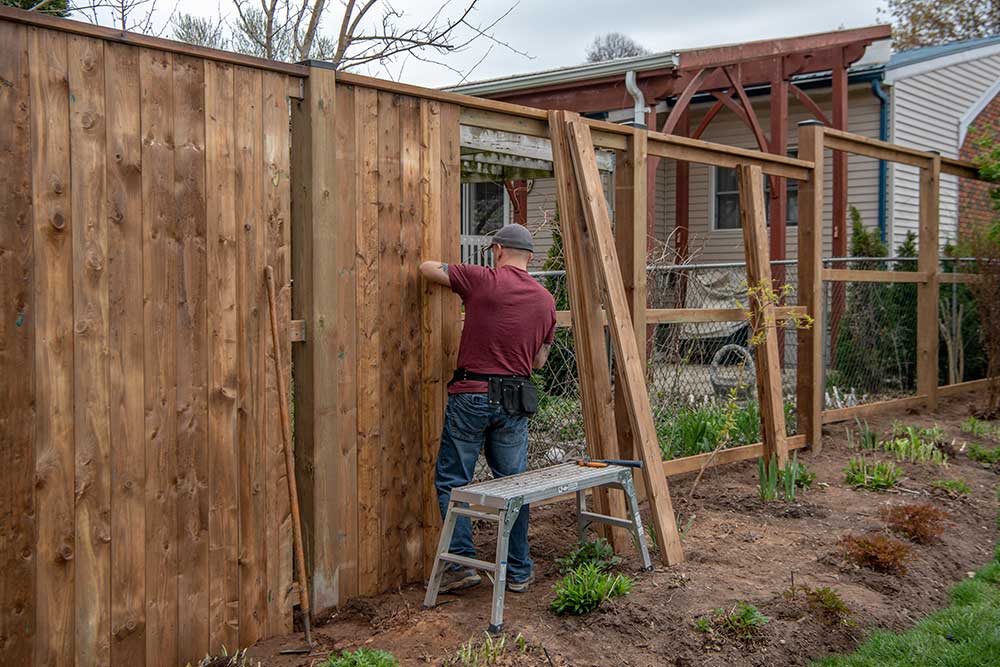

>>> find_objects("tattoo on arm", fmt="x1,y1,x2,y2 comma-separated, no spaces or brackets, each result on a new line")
439,263,448,274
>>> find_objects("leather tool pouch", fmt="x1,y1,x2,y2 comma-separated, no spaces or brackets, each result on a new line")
488,377,539,417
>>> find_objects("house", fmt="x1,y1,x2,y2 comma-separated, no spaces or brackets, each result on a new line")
448,28,1000,267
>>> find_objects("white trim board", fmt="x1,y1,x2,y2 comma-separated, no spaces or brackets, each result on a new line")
959,77,1000,146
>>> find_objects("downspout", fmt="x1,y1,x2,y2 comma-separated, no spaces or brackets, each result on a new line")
625,70,648,128
871,78,890,243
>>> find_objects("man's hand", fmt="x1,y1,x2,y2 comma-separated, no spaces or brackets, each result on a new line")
533,343,551,369
420,260,451,287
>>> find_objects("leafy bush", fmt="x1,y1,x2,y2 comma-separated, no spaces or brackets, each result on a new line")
695,602,770,642
839,532,915,575
784,586,854,627
550,562,632,616
880,503,949,544
450,633,527,667
844,457,902,491
968,442,1000,464
555,538,621,573
321,649,398,667
930,479,972,497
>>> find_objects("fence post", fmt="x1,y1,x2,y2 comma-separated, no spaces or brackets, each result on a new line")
796,121,825,453
917,154,941,410
290,63,345,612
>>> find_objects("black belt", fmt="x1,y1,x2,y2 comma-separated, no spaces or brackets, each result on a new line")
448,367,530,386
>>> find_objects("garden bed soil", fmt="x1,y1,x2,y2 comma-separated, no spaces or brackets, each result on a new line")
251,395,999,666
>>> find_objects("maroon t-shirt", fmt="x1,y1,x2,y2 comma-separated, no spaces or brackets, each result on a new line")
448,264,557,394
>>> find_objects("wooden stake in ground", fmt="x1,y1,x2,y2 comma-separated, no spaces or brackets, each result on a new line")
558,111,684,565
265,265,314,647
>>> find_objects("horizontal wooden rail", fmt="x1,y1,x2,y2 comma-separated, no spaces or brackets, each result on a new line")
822,268,928,283
821,395,927,424
939,377,997,397
938,273,980,284
822,127,980,179
553,306,806,328
662,435,808,477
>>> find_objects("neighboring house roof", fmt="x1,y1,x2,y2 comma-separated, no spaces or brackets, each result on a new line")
885,34,1000,82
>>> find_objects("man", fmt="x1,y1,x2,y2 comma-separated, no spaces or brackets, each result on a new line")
419,223,556,594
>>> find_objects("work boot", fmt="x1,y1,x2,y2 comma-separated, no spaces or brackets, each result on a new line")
506,571,535,593
437,567,482,593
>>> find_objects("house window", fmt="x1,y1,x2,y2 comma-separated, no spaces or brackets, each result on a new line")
460,181,510,265
712,152,799,230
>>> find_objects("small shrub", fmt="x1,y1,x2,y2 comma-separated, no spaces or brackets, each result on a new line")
839,532,915,575
967,442,1000,464
550,562,632,615
555,538,621,573
784,586,854,627
844,457,902,491
880,503,949,544
930,479,972,497
450,633,527,667
696,602,770,642
321,649,398,667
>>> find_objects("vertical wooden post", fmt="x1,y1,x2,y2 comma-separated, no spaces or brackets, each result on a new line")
674,110,690,263
796,121,825,453
917,155,941,410
613,129,648,464
547,110,628,550
737,164,788,467
290,64,343,612
561,111,683,566
829,51,848,356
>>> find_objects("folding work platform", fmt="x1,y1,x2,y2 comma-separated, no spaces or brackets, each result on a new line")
423,462,653,633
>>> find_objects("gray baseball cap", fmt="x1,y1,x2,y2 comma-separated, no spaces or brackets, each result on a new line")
492,224,534,253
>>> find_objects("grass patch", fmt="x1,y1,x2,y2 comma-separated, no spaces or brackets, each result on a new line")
880,503,949,544
695,601,770,643
450,633,528,667
321,649,398,667
550,562,632,615
839,532,915,575
816,488,1000,666
555,538,621,573
967,442,1000,465
930,479,972,498
844,457,902,491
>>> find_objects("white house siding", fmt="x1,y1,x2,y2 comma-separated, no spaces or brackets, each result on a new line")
887,50,1000,249
655,83,883,264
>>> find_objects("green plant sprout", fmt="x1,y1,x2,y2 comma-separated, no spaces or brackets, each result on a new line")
550,562,633,616
695,602,771,642
844,456,902,491
450,632,527,667
930,479,972,497
555,538,621,573
321,648,399,667
967,442,1000,464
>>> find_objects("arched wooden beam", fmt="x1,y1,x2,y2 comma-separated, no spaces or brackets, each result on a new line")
789,84,832,126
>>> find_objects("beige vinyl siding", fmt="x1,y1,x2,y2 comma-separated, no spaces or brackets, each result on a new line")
888,52,1000,249
656,83,883,263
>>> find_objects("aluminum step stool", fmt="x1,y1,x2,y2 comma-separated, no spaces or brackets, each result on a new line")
422,462,653,634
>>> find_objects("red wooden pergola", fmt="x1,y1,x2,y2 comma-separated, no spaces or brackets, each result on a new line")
479,25,892,266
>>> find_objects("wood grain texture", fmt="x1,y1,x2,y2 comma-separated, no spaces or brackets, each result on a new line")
233,64,267,645
262,71,293,634
139,46,179,667
561,112,684,566
377,91,404,590
30,26,77,666
68,33,111,667
399,96,424,581
439,103,462,426
172,53,210,660
917,157,941,411
205,59,240,652
0,19,35,666
354,85,382,597
822,268,928,284
332,82,360,601
736,164,787,467
104,41,146,667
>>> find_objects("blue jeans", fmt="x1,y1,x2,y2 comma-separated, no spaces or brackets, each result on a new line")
435,392,533,582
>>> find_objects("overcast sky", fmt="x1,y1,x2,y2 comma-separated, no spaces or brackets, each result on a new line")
142,0,888,87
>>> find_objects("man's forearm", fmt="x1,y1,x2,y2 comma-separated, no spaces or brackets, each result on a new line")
533,343,551,369
420,260,451,286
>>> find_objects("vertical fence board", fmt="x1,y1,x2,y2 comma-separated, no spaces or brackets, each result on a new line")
419,99,443,576
333,83,359,602
29,25,76,667
68,33,111,667
262,71,293,633
917,156,941,411
172,53,210,660
205,60,240,652
377,91,404,589
0,19,35,666
439,104,462,387
139,46,178,667
234,65,267,644
104,41,146,667
354,85,382,597
399,97,424,581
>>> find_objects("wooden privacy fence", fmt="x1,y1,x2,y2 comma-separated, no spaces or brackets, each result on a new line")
0,10,299,666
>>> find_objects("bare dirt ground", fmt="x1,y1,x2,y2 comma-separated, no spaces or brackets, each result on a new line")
251,395,999,666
